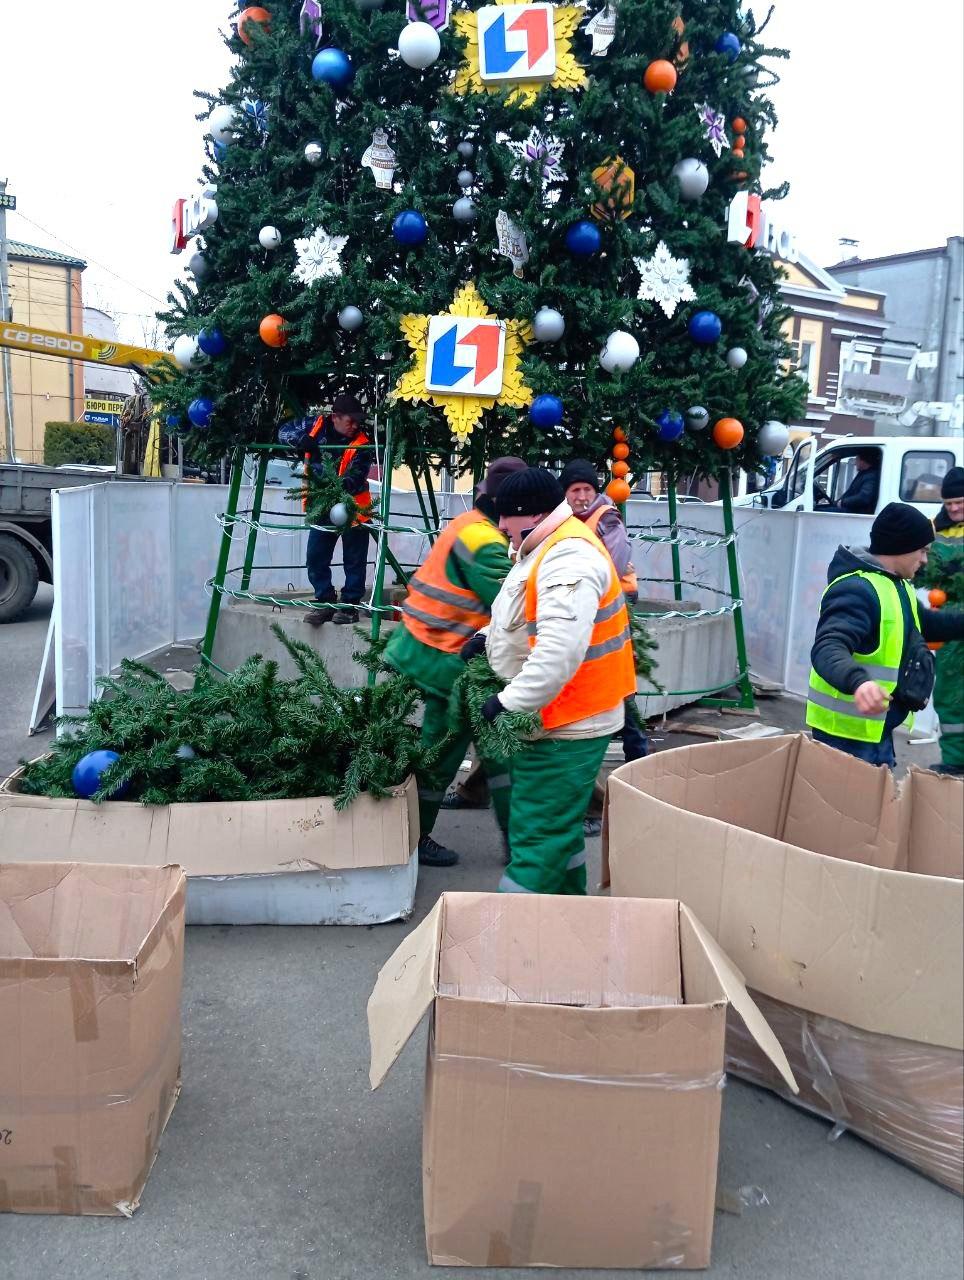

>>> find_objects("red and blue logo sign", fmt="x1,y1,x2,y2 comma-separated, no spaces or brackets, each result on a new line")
476,4,556,83
425,317,507,397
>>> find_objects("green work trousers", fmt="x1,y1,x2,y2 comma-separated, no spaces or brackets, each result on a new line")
416,689,510,837
500,734,612,896
935,640,964,768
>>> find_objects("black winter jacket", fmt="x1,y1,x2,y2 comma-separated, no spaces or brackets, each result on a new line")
836,467,879,514
811,545,964,737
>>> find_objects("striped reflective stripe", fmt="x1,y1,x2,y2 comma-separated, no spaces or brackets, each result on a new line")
584,626,632,661
450,540,480,566
402,603,477,637
940,722,964,734
567,849,587,870
498,873,535,894
486,773,511,790
806,688,887,721
594,596,625,624
860,663,900,682
410,575,489,614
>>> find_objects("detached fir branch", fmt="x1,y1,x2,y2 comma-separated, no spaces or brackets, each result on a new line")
446,657,540,760
630,612,663,693
287,459,357,527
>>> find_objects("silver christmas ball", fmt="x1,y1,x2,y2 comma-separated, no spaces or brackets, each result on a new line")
686,405,710,431
533,307,565,342
259,225,282,250
452,197,477,223
329,501,350,527
726,346,749,369
338,306,364,331
672,157,710,200
456,169,474,189
457,140,475,159
304,141,325,166
599,330,640,373
188,252,209,279
757,420,790,456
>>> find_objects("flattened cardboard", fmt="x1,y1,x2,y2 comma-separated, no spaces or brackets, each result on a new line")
0,770,418,875
369,892,796,1271
0,862,185,1216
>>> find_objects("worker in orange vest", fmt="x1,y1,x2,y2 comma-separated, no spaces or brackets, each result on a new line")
481,467,637,894
560,458,649,766
279,394,373,626
384,457,527,867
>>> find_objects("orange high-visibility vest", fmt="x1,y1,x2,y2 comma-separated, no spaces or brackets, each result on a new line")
583,503,638,595
402,509,498,654
525,517,636,730
303,416,373,523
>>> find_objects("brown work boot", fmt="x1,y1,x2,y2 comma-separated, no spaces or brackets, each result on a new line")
305,603,335,626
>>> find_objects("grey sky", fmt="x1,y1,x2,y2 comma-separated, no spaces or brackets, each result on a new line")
4,0,962,345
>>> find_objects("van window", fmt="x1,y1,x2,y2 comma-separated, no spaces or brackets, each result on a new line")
900,452,955,503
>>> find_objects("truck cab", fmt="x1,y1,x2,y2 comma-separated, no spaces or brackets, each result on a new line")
738,436,963,519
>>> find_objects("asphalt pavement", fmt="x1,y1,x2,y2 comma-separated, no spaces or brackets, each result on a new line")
0,603,960,1280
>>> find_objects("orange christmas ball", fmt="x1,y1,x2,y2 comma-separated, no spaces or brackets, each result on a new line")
928,588,948,607
612,426,628,442
606,477,632,504
733,134,746,149
612,442,630,461
644,60,678,94
732,148,745,160
732,117,747,133
611,461,630,478
712,417,745,449
259,313,288,348
238,6,272,44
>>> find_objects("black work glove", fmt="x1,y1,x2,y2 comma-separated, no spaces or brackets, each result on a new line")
481,694,504,723
460,634,487,663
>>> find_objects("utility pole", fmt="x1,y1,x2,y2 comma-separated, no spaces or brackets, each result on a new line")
0,178,16,462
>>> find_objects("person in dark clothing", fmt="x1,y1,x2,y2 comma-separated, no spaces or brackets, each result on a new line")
834,448,880,514
806,502,964,767
278,394,374,625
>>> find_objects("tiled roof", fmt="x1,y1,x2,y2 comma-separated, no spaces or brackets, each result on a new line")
7,239,87,270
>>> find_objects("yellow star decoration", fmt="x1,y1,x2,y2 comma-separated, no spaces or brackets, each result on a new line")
452,1,587,108
392,282,533,442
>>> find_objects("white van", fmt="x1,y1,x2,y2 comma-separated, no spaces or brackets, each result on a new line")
738,436,963,518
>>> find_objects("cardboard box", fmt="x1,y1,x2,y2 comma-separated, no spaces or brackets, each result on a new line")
0,861,185,1215
0,770,419,926
367,891,796,1270
603,734,964,1192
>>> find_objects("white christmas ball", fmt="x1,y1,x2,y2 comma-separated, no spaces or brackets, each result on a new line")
533,307,565,343
457,169,474,189
259,226,282,250
686,405,710,431
672,158,710,200
175,744,197,761
304,141,324,166
188,252,208,279
726,346,749,369
338,306,364,331
172,335,202,369
207,104,238,145
329,501,350,527
452,197,477,223
757,420,790,456
457,140,475,159
398,21,441,69
599,330,640,373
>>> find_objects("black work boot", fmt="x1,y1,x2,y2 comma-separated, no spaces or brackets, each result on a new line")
305,603,335,627
334,605,360,625
418,834,459,867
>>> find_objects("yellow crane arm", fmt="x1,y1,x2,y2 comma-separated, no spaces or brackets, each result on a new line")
0,321,173,370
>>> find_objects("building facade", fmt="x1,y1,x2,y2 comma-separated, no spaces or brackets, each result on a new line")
7,240,86,463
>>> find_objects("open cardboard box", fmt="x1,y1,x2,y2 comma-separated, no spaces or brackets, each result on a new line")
368,891,796,1270
0,861,185,1215
0,768,419,926
603,733,964,1192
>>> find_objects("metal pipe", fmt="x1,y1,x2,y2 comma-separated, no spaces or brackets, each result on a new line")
0,178,16,461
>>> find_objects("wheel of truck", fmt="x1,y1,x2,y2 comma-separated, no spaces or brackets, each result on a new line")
0,534,40,623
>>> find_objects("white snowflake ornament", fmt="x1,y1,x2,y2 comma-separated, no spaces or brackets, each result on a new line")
696,102,730,159
636,241,697,318
510,127,566,184
291,225,348,286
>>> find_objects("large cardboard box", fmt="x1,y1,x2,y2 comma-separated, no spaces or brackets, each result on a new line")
603,734,964,1192
368,891,796,1270
0,771,419,926
0,861,185,1215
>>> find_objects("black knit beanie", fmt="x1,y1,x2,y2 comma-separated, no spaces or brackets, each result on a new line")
869,502,935,556
559,458,601,493
495,467,565,518
941,466,964,500
332,393,364,419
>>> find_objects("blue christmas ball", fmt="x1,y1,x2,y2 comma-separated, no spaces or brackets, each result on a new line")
72,750,127,800
715,31,742,61
188,397,215,428
656,410,685,442
565,220,602,257
311,48,355,89
529,394,564,429
213,141,229,163
688,310,723,345
197,328,229,358
164,413,181,429
392,209,428,246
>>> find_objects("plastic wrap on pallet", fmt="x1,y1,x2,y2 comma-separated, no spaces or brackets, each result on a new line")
727,992,964,1195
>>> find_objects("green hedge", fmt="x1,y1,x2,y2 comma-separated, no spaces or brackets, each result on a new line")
44,421,115,468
